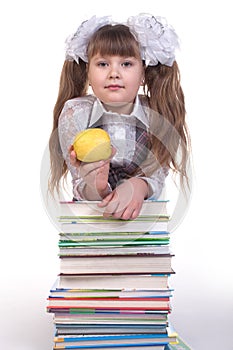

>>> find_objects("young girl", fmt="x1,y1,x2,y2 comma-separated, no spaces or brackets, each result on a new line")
49,14,190,220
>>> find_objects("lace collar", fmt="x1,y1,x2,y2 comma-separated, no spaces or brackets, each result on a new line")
88,95,149,128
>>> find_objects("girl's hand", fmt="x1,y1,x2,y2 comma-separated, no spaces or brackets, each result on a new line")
98,177,149,220
69,145,115,199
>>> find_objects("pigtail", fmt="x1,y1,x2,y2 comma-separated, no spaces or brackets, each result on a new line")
144,61,190,186
48,59,88,195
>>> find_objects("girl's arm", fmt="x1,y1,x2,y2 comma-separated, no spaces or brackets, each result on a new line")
69,146,114,200
98,167,169,220
58,98,109,200
138,166,169,199
98,177,149,220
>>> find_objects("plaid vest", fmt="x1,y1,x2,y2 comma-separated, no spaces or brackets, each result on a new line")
90,121,151,190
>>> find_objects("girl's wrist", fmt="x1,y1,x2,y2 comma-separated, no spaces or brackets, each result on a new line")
126,177,149,199
83,182,112,200
98,183,112,198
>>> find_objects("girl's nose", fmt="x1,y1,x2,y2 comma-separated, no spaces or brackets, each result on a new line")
109,65,120,79
109,72,120,79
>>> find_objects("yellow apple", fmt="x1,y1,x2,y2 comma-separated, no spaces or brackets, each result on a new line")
73,128,111,162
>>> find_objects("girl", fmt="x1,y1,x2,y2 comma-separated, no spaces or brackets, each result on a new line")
49,14,190,220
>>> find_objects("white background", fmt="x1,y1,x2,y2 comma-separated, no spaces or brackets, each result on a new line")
0,1,232,349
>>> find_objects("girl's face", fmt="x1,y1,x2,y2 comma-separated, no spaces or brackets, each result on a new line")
88,54,144,113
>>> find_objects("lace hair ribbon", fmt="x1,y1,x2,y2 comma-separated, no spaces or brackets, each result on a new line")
65,13,179,67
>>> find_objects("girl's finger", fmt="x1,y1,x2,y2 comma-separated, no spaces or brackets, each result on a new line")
103,200,120,218
70,149,80,166
98,192,114,208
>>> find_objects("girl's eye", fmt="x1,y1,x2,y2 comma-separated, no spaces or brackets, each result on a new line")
97,62,108,67
122,61,132,67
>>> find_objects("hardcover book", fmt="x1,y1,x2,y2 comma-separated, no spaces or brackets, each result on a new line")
46,200,186,350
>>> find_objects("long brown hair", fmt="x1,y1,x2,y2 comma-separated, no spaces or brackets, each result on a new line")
144,62,190,181
48,24,190,195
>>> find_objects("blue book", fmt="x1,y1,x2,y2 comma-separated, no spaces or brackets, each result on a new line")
54,346,166,349
53,331,177,349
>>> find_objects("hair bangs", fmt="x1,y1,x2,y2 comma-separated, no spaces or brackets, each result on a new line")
87,24,141,60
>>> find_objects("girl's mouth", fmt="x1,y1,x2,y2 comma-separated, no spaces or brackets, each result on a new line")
105,85,124,91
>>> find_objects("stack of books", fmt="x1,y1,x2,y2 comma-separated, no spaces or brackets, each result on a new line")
47,200,189,350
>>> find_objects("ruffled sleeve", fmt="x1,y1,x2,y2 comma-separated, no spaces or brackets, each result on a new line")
58,97,94,199
138,166,169,199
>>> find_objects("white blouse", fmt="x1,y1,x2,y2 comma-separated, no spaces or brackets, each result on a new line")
58,94,168,200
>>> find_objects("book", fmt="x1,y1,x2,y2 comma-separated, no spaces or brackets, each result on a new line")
59,200,169,217
58,245,171,257
53,311,169,325
57,274,171,290
59,218,169,234
59,231,170,239
54,345,166,350
53,346,166,350
59,254,174,275
53,330,177,348
55,324,168,335
49,288,173,298
47,297,170,310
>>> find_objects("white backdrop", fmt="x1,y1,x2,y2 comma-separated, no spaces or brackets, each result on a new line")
0,1,232,349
